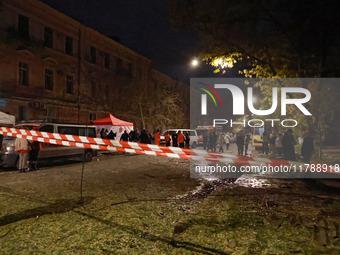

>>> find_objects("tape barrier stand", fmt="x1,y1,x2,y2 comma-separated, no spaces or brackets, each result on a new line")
0,127,335,174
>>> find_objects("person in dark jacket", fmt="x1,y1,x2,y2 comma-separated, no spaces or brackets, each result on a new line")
208,132,217,151
28,140,40,171
107,130,116,140
203,132,208,150
184,132,190,148
120,130,129,142
236,131,245,155
301,132,314,163
100,128,106,139
148,132,153,144
282,129,297,161
172,132,178,147
261,131,269,155
140,129,149,144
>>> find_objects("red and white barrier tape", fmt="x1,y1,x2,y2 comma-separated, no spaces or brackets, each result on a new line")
0,127,303,165
1,130,335,174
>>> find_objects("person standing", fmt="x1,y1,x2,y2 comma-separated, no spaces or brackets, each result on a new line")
209,131,217,152
262,131,269,155
14,136,31,172
218,133,225,153
244,133,250,155
28,140,40,171
269,133,277,157
275,132,283,157
184,132,190,148
154,130,161,146
203,132,208,150
206,132,211,151
107,130,116,140
120,130,129,142
148,132,153,144
172,132,178,147
164,131,171,146
282,129,297,161
100,128,106,139
301,132,314,163
177,130,185,148
224,133,231,150
140,129,149,144
132,129,139,142
236,131,245,156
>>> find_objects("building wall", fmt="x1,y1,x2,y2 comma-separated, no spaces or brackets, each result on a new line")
0,0,190,130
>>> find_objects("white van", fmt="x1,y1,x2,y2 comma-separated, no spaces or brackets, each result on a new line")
160,129,198,148
1,123,97,168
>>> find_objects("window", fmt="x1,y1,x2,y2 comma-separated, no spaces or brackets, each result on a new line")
190,131,196,136
18,15,29,40
65,36,73,55
39,125,54,133
66,75,74,94
104,53,110,69
18,106,25,121
19,62,29,86
45,69,54,90
116,58,122,73
58,126,78,136
89,113,96,121
44,27,53,48
90,46,96,64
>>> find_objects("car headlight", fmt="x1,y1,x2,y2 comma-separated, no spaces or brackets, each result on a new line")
1,145,15,153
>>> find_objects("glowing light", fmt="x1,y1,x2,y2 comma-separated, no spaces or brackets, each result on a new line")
192,60,198,66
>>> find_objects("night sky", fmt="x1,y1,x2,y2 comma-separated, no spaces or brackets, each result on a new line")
39,0,218,83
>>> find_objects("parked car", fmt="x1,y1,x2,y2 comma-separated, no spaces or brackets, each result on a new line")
0,122,97,169
160,129,198,148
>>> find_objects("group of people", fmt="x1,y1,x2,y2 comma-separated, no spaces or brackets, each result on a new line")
119,129,153,144
14,131,40,173
235,131,251,156
155,130,190,148
202,132,235,153
203,129,315,163
260,129,314,163
102,128,192,149
100,128,117,140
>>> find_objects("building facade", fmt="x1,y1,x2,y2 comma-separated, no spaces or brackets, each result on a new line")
0,0,189,131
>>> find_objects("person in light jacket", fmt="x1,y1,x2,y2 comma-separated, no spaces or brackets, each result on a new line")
14,136,31,172
224,133,231,150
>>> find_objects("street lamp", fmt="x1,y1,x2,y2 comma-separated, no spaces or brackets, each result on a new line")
192,59,198,66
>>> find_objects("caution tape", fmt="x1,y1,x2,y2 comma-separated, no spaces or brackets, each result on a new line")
0,131,245,164
0,127,302,163
0,128,334,174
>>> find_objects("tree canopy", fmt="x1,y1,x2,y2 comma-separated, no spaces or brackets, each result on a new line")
169,0,340,148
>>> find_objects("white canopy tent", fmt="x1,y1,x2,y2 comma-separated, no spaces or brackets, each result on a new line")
0,111,15,126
